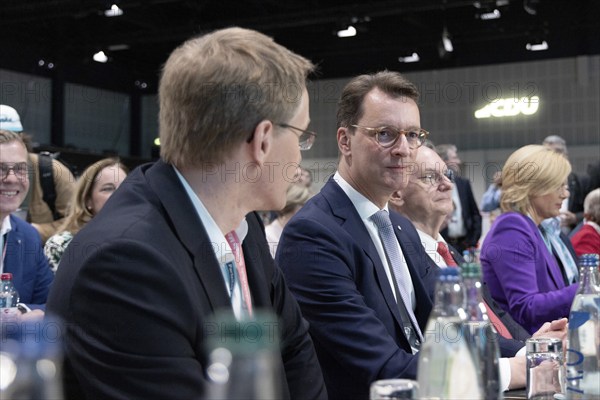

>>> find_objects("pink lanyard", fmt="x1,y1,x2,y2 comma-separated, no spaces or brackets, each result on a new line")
225,230,253,317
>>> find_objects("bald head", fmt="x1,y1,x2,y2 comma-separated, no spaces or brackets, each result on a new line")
390,146,454,237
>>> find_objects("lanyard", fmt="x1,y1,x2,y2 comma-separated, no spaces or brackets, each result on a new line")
225,230,253,317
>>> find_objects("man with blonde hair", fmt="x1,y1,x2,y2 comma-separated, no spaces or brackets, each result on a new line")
47,27,325,399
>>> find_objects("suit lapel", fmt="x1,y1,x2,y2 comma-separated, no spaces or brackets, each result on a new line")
145,161,232,312
533,222,564,289
241,214,271,308
321,180,406,331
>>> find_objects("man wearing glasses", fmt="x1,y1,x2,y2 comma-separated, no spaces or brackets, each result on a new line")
0,130,54,317
276,71,437,399
46,28,326,399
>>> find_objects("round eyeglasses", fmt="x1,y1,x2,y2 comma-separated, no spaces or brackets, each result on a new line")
417,169,454,186
277,123,317,151
1,162,28,180
351,125,429,149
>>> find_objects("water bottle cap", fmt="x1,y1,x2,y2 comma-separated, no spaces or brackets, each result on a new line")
438,267,460,281
580,253,599,267
1,273,13,281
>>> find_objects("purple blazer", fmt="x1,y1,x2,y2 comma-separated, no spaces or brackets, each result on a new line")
481,212,578,333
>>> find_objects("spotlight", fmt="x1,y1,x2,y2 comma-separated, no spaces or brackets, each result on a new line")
398,53,420,63
526,40,548,51
337,25,357,38
479,9,501,20
104,4,123,17
93,51,108,63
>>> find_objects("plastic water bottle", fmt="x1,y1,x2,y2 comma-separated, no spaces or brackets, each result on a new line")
462,262,502,399
204,310,282,399
565,253,600,399
0,272,20,323
418,268,483,399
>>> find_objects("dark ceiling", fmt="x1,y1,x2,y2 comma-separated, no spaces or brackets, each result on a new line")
1,0,599,93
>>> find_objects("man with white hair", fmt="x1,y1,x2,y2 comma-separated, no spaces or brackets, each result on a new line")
571,188,600,256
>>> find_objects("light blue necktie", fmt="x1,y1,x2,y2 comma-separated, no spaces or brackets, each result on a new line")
371,210,423,346
541,217,579,284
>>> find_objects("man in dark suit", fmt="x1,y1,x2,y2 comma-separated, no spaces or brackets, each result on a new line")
389,145,568,392
0,129,54,316
45,28,326,400
276,71,438,400
435,144,482,253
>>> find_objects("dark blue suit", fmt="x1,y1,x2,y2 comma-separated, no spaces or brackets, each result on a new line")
46,161,326,400
277,179,436,400
3,215,54,309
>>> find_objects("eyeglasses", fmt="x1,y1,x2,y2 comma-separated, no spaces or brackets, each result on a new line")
351,125,429,149
277,123,317,151
1,162,28,180
417,169,454,186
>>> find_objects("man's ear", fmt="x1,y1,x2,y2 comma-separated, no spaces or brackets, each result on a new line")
338,127,351,156
248,120,274,165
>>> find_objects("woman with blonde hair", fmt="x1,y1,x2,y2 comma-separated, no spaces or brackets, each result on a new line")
481,145,578,334
44,158,128,271
265,183,311,257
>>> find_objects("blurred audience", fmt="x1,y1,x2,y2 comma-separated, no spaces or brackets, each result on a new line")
0,129,54,318
435,144,482,253
481,145,578,334
542,135,585,233
265,183,311,258
570,188,600,257
0,104,76,243
44,158,128,272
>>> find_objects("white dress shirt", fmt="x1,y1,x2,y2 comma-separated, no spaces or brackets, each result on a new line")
333,172,416,311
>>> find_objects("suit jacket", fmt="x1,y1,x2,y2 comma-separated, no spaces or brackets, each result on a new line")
448,244,531,344
3,215,54,309
571,223,600,257
45,161,326,400
481,212,578,334
276,178,436,400
441,176,482,249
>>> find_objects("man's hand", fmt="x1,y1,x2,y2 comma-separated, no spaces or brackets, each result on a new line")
532,318,568,342
508,356,527,390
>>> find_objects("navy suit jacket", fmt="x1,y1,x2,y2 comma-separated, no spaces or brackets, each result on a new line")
442,176,482,249
46,161,326,400
3,215,53,309
277,179,436,400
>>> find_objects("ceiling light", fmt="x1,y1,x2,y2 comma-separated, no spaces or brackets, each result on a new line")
479,9,501,20
398,53,420,63
337,25,357,38
442,28,454,53
526,40,548,51
104,4,123,17
93,51,108,63
108,44,130,51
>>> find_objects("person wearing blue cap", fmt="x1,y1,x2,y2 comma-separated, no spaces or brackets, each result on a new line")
0,105,75,243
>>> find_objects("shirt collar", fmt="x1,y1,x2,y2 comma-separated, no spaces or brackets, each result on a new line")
333,171,387,220
1,216,12,237
173,166,248,262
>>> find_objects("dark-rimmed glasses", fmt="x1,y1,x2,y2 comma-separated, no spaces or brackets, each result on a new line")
277,123,317,151
351,125,429,149
1,162,28,180
417,169,454,186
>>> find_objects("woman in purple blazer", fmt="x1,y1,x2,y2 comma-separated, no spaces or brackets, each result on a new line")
481,145,579,334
